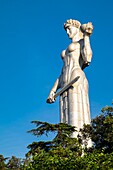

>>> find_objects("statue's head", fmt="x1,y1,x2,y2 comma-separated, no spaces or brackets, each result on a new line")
64,19,81,39
64,19,81,30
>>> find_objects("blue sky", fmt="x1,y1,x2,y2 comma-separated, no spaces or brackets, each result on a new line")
0,0,113,158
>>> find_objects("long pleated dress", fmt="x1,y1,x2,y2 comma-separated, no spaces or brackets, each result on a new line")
59,41,91,136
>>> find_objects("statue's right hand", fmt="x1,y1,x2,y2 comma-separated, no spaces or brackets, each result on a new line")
46,91,56,104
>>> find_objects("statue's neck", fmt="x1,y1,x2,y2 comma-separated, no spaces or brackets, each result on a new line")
72,32,82,42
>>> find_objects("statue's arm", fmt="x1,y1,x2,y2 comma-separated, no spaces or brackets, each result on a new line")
81,35,92,65
46,76,61,104
81,22,93,66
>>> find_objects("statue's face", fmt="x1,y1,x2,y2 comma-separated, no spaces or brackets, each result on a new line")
66,26,78,39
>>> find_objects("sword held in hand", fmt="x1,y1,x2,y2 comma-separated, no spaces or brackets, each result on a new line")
46,76,80,103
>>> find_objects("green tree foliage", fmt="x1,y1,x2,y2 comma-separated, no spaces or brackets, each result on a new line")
6,156,23,170
26,121,82,156
24,105,113,170
24,121,82,169
0,154,7,170
1,105,113,170
80,105,113,153
0,155,24,170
